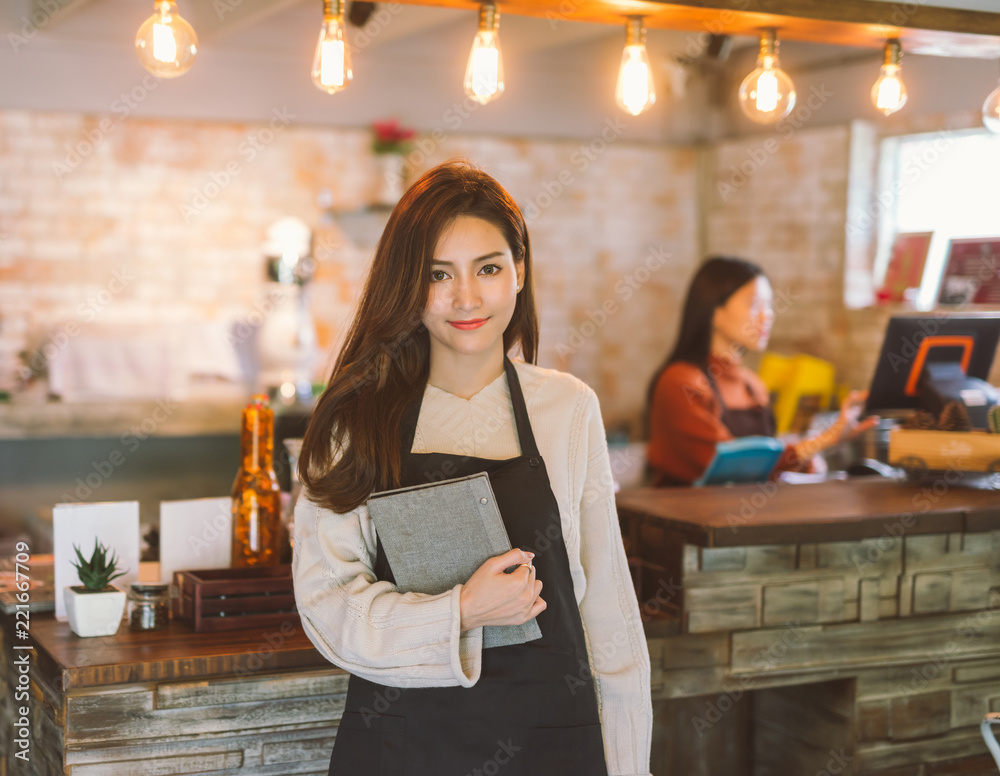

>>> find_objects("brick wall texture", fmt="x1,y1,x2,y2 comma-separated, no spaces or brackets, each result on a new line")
0,110,997,428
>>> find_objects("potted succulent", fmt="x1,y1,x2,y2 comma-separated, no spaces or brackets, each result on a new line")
64,540,128,638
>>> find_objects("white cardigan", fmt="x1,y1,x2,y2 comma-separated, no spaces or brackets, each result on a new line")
292,360,652,776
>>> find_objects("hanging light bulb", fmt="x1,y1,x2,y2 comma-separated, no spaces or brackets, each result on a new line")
871,39,908,116
311,0,353,94
134,0,198,78
615,17,656,116
464,2,504,105
983,63,1000,133
738,29,796,125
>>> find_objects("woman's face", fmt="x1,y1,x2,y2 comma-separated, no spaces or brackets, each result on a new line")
422,216,525,364
713,275,774,352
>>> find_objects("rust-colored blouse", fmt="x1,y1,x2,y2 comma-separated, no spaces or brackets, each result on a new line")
646,355,802,486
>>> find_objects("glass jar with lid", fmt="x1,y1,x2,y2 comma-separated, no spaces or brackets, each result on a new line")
128,583,170,631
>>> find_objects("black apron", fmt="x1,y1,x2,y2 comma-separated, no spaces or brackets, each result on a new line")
705,371,776,438
328,357,608,776
649,368,776,486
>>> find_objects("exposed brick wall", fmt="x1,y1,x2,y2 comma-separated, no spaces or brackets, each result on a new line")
0,110,698,428
0,109,996,431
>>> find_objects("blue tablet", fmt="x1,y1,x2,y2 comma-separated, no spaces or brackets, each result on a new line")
693,436,786,487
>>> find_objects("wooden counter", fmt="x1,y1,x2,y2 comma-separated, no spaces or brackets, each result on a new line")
0,611,346,775
617,476,1000,547
619,477,1000,776
3,477,998,775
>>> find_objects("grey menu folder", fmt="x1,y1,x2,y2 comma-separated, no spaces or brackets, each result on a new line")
366,472,542,649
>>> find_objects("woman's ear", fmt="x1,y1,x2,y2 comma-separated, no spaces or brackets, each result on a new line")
516,262,526,291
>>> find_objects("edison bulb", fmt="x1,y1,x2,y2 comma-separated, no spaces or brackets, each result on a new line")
739,30,795,125
311,0,352,94
871,41,907,116
615,18,656,116
464,3,504,105
135,0,197,78
983,80,1000,133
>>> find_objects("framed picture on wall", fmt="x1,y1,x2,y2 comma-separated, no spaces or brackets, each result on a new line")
876,232,933,304
937,238,1000,305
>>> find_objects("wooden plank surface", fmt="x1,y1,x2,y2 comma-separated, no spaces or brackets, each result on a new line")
389,0,1000,57
157,670,349,709
63,726,337,775
3,611,334,690
616,478,1000,547
65,693,345,744
731,610,1000,675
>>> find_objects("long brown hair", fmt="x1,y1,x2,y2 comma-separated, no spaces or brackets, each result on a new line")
299,160,539,514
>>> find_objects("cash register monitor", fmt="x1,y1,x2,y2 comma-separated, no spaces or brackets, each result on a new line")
865,314,1000,427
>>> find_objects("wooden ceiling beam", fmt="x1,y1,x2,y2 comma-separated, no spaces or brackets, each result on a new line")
388,0,1000,58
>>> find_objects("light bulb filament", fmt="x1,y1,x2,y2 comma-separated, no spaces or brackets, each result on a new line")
621,49,650,114
470,33,500,99
152,21,178,63
320,37,346,88
755,69,779,113
876,72,902,112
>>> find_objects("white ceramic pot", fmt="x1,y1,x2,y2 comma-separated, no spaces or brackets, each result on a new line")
64,586,126,638
374,153,406,207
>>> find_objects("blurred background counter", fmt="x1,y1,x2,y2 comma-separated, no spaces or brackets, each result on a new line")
618,477,1000,776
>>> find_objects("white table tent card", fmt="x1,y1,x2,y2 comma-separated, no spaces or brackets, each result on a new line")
53,501,141,621
158,497,232,586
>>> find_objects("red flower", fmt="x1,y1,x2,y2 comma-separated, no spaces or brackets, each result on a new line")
371,119,416,154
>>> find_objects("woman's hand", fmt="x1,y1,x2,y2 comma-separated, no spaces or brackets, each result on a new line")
794,390,880,462
459,548,546,631
837,389,881,441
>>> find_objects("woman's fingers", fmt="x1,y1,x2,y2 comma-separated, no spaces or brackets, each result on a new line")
489,547,535,574
459,547,543,630
518,567,539,602
846,415,881,439
847,389,868,405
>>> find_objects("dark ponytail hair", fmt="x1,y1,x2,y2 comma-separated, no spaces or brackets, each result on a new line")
645,256,764,420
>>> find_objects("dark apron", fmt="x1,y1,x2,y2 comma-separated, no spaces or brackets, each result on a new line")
649,368,776,486
328,357,607,776
706,371,776,438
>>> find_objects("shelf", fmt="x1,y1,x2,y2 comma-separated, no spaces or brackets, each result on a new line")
328,206,393,251
0,398,246,440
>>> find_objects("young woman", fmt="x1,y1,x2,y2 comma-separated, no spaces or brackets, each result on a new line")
646,256,877,486
293,161,652,775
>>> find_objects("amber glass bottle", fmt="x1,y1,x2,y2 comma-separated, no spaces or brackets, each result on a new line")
231,394,282,567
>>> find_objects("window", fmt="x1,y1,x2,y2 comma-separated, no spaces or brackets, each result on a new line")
873,129,1000,310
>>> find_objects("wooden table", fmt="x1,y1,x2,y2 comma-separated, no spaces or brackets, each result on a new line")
0,610,346,775
617,477,1000,776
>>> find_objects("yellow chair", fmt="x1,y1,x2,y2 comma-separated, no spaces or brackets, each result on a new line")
759,353,836,435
